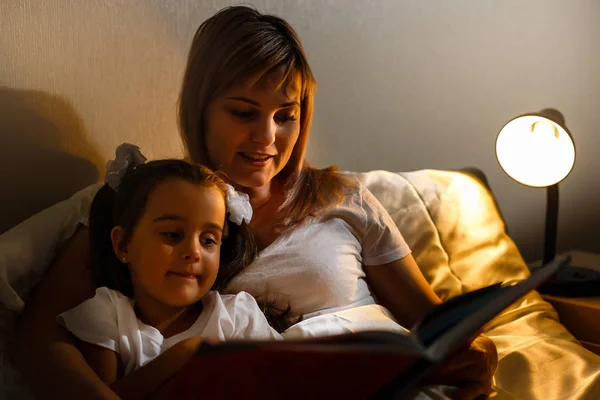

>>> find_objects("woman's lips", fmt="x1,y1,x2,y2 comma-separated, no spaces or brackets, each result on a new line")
239,152,274,166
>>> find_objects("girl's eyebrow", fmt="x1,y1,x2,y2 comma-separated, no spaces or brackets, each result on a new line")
152,215,184,222
152,215,223,231
225,96,299,108
203,222,224,231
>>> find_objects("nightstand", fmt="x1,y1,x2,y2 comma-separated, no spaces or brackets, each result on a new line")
539,251,600,355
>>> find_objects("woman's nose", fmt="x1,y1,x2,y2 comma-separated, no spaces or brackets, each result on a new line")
251,118,276,145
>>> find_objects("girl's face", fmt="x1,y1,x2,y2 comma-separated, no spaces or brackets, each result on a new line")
112,178,226,308
204,71,302,189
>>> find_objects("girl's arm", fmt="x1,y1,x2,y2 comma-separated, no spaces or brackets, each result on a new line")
11,226,119,399
79,342,122,385
80,338,203,400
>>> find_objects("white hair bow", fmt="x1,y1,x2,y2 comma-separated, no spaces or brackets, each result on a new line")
104,143,147,190
225,184,253,225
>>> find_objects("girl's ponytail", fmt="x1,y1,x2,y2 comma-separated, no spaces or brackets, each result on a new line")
213,220,257,291
88,184,133,297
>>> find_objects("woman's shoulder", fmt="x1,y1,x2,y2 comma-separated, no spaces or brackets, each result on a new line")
280,166,360,227
318,175,375,212
304,167,367,204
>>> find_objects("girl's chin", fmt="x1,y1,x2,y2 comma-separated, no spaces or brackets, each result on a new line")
163,286,210,307
165,294,205,308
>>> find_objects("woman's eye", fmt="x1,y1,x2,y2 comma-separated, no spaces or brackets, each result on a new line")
160,232,181,242
274,113,298,125
229,108,258,121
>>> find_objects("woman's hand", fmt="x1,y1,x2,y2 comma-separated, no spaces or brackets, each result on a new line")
365,257,498,399
427,334,498,400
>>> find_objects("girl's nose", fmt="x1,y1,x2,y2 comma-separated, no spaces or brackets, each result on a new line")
182,251,200,262
181,242,201,263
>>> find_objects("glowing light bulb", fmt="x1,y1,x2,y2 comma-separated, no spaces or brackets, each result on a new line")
496,115,575,187
531,120,559,140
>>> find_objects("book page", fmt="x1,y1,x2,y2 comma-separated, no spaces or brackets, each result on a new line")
422,257,570,362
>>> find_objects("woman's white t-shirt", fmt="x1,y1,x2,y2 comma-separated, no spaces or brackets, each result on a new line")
226,183,411,321
57,287,281,376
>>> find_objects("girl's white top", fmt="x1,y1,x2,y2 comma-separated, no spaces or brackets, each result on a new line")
57,287,281,375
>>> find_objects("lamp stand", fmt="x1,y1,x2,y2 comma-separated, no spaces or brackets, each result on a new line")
540,183,600,297
543,184,559,264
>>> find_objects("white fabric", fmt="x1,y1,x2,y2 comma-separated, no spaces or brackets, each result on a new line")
57,287,281,375
0,183,101,312
2,167,600,399
225,183,411,320
281,305,458,400
359,170,600,399
282,304,409,339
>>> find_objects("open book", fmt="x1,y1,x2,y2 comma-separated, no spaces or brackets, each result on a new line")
154,257,570,399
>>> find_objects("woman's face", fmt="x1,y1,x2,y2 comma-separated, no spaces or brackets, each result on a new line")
204,72,302,189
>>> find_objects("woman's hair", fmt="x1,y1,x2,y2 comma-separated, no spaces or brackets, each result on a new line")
88,159,257,298
178,5,356,228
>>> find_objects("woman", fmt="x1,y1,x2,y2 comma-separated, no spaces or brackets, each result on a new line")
13,5,497,399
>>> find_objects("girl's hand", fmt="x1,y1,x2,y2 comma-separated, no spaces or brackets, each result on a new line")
426,334,498,400
109,336,211,400
176,336,205,354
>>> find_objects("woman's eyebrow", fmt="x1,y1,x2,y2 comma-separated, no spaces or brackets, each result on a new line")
225,96,299,108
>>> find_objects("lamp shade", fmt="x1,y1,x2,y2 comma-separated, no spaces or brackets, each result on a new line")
495,108,575,187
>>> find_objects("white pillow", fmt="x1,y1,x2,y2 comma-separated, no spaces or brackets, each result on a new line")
0,183,101,313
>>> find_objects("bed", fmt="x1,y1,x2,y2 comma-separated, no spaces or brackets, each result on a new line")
1,167,600,399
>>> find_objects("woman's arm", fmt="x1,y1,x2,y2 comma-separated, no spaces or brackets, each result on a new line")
11,225,119,399
365,254,497,400
80,338,203,400
364,254,442,328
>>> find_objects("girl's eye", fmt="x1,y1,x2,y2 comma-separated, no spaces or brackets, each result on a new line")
160,232,181,242
201,237,219,248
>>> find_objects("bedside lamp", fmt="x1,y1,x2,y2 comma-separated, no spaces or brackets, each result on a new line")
496,109,600,297
495,108,575,265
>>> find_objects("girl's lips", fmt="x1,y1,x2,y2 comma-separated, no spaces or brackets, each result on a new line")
168,271,198,279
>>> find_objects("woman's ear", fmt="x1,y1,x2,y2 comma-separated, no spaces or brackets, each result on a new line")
111,226,128,262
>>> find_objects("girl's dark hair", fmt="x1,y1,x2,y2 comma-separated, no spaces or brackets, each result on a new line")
88,159,257,298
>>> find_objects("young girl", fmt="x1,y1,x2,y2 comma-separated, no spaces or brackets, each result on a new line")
56,144,281,399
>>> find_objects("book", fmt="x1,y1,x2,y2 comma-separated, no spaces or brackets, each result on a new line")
152,257,570,400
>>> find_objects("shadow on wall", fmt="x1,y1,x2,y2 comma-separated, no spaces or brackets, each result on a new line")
0,88,104,233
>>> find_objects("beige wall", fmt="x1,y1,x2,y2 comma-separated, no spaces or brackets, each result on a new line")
1,0,599,261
